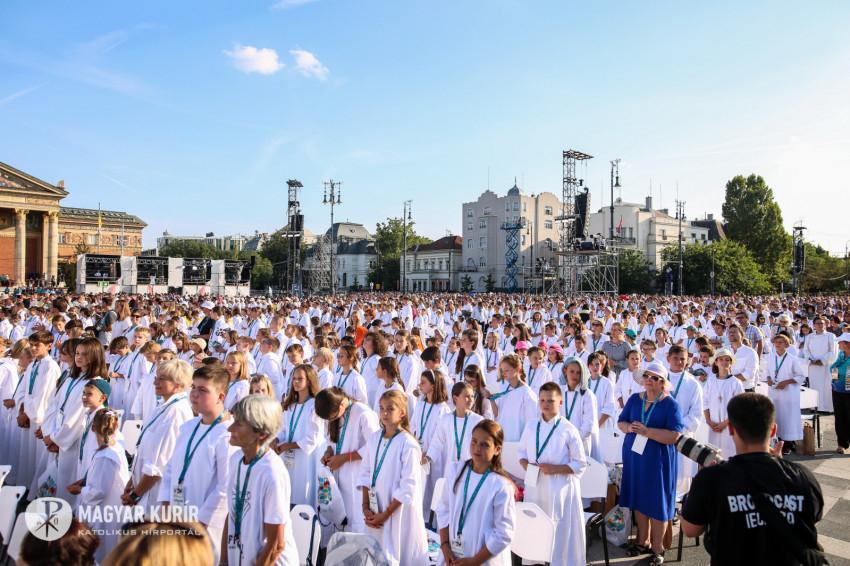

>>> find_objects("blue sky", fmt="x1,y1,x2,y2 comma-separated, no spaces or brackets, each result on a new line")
2,1,849,254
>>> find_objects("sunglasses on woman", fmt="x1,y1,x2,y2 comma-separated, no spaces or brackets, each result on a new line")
643,374,664,382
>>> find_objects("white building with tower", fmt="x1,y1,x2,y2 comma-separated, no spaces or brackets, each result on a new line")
461,182,562,292
586,196,716,269
401,235,463,292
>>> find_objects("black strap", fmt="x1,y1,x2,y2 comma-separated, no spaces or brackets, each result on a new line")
728,459,828,565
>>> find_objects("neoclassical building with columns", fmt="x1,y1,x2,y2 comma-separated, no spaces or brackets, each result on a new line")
0,161,146,285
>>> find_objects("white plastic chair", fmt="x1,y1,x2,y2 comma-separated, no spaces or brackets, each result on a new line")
800,387,822,447
581,457,610,566
289,504,320,566
600,427,624,465
6,513,27,561
0,465,10,490
511,502,555,563
0,485,26,546
121,420,143,456
427,476,445,529
501,442,525,480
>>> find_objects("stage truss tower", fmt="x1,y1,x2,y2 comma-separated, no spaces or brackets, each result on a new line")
281,179,304,294
500,217,526,293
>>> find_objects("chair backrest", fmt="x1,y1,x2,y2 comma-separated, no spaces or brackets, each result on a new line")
430,477,446,514
0,465,10,489
800,387,819,410
0,485,26,544
501,442,525,480
511,502,555,562
600,426,624,465
579,457,608,500
7,513,28,561
289,504,321,566
121,420,144,456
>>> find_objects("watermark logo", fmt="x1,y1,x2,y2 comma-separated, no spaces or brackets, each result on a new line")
25,497,73,541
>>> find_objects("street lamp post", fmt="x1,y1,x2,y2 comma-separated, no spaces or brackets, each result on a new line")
402,200,412,293
323,180,342,295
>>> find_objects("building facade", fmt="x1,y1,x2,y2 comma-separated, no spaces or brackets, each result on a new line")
157,231,250,254
303,222,378,291
586,196,714,269
461,183,561,291
58,207,146,263
401,235,463,292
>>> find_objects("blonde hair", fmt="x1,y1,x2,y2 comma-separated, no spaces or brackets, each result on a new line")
314,347,334,367
102,521,213,566
225,351,250,382
249,374,275,398
157,359,193,389
379,390,411,434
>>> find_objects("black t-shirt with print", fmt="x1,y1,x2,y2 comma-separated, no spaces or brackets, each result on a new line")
682,452,824,566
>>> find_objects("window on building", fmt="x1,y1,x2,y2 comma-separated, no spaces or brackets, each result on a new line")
544,220,553,230
86,234,98,245
479,257,486,267
467,222,473,231
505,202,511,212
467,239,472,248
544,205,553,216
466,208,474,218
407,261,412,271
701,234,707,240
522,235,527,245
58,233,67,244
513,201,519,211
114,235,128,247
479,236,487,248
438,259,443,270
479,218,486,229
483,207,492,216
691,232,696,240
661,229,667,241
628,227,634,239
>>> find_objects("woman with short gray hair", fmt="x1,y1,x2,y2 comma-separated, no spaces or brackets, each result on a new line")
227,395,299,565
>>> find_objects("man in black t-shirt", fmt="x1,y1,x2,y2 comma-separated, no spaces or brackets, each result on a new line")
681,393,826,565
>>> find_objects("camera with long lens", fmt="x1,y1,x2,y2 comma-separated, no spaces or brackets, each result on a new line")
676,435,723,467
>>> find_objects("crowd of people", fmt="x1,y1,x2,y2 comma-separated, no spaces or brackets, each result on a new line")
1,290,846,565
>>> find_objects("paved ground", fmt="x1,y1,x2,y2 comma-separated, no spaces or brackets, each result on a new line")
587,415,850,566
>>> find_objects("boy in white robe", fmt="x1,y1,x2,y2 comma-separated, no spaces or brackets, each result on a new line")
666,346,704,494
519,382,588,566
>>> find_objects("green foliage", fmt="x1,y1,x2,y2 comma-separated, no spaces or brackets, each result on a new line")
660,240,772,295
799,243,849,293
484,273,496,292
58,262,76,288
159,240,226,259
246,254,274,290
369,217,432,291
460,275,473,292
618,249,657,293
722,174,790,286
260,229,294,264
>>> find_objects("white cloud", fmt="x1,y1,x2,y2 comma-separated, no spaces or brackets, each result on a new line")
0,84,43,106
289,49,329,80
271,0,318,9
224,43,284,75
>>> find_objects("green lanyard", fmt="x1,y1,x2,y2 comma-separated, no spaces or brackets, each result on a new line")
487,350,497,368
591,376,602,394
453,413,469,460
565,389,580,420
234,450,267,540
27,360,42,394
418,401,435,439
489,383,515,401
457,466,491,535
79,405,104,462
114,354,128,372
60,373,88,412
593,337,601,351
335,404,352,454
287,400,308,443
671,373,685,399
528,368,537,386
641,394,661,425
137,394,186,447
535,418,561,461
337,369,353,389
371,430,401,487
178,413,224,484
775,353,788,377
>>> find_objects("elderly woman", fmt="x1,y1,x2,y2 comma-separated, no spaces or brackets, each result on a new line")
602,322,632,374
617,361,684,565
830,333,850,454
227,395,299,566
123,359,194,513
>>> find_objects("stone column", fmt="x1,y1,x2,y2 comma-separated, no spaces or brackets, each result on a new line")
48,211,59,282
41,213,49,279
14,209,27,286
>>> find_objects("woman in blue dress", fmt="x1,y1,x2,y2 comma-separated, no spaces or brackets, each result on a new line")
618,360,684,566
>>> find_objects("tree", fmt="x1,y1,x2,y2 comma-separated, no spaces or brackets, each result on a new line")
660,240,772,295
799,243,848,293
618,249,657,293
460,275,473,293
722,174,790,286
369,217,432,290
484,273,496,292
159,240,225,259
247,255,274,290
74,243,90,256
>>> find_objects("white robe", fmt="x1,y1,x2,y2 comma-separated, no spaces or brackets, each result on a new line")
49,374,91,505
125,351,151,417
224,380,250,411
493,383,538,442
334,369,368,404
615,368,644,407
77,444,130,563
561,388,598,459
526,365,555,397
765,352,806,441
331,401,380,533
19,356,60,497
518,416,587,566
411,399,451,519
0,359,20,483
669,371,705,488
703,376,744,458
803,332,838,412
107,353,132,412
361,354,382,407
355,430,428,566
159,415,237,564
257,352,285,400
132,394,194,513
277,398,324,506
226,451,299,566
435,461,516,566
426,411,485,479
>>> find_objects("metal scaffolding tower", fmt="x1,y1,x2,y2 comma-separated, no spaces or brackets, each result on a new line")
556,149,593,293
280,180,304,294
501,217,526,293
559,249,619,294
305,234,332,293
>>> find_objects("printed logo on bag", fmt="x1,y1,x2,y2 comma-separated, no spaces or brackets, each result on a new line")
25,497,73,541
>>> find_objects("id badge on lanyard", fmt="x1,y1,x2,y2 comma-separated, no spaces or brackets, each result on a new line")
451,534,464,558
172,484,186,506
283,450,296,469
368,488,380,514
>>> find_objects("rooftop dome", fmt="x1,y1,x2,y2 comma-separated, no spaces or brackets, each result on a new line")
507,177,524,196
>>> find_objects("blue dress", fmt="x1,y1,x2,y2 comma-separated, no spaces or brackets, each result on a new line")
618,392,684,521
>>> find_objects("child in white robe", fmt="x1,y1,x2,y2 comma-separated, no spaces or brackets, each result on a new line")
436,420,516,565
129,341,160,420
106,336,132,412
526,347,555,396
519,382,588,566
704,349,745,458
3,345,30,486
588,352,618,460
561,357,599,459
616,349,645,408
316,387,380,534
226,395,299,566
371,357,415,417
426,382,485,479
224,351,251,410
0,343,20,476
158,365,236,564
75,408,129,563
334,345,368,404
412,369,451,519
489,354,538,442
357,390,428,566
765,333,806,451
312,347,335,390
275,364,324,507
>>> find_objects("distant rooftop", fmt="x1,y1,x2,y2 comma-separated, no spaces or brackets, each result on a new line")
60,206,146,226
